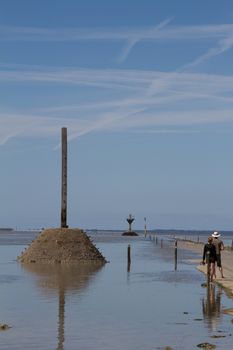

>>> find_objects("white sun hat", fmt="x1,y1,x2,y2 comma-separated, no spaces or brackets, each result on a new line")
212,231,220,238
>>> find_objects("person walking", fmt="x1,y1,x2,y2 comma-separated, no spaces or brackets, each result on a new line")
212,231,224,278
202,236,217,282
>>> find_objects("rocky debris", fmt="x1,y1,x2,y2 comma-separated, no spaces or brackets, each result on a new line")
197,343,216,349
211,335,226,338
17,228,107,264
0,324,11,331
122,231,138,236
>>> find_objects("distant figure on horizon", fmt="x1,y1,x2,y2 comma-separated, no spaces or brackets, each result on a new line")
212,231,224,278
202,236,217,282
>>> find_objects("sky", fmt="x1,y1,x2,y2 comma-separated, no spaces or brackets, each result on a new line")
1,0,233,231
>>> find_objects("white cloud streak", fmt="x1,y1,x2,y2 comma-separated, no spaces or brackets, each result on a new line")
1,107,233,148
1,22,233,69
1,17,233,152
183,33,233,69
1,23,233,42
117,17,173,62
1,64,233,145
1,66,233,96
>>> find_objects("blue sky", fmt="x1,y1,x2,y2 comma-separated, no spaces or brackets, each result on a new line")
1,0,233,230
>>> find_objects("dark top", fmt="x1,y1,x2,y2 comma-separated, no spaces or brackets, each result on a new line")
203,243,217,263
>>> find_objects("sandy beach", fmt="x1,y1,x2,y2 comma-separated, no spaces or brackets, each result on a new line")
177,240,233,297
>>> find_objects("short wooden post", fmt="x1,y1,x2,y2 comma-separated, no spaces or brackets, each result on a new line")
61,127,68,228
161,238,163,248
144,217,147,238
231,240,233,251
127,244,131,271
174,240,177,270
206,251,210,285
155,236,158,245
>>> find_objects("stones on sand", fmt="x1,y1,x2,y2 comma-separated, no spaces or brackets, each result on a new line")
17,228,107,264
196,343,216,349
210,335,226,338
0,324,11,331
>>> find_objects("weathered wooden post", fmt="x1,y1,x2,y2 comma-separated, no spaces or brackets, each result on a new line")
127,244,131,271
174,240,177,271
61,127,68,228
155,236,158,245
231,240,233,251
206,251,210,286
144,217,147,238
161,238,163,248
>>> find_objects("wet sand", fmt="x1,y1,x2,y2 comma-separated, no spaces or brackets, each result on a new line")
177,240,233,296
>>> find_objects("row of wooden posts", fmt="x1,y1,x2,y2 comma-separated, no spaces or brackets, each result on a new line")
127,237,228,286
127,237,178,272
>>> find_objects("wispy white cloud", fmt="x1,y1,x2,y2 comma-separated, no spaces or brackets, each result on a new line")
1,23,233,42
1,105,233,148
1,63,233,146
117,17,173,62
1,22,233,68
183,33,233,69
1,66,233,96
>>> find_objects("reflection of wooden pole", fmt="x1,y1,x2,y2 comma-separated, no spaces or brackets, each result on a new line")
206,251,210,286
57,287,65,350
61,127,68,228
127,244,131,272
174,240,177,271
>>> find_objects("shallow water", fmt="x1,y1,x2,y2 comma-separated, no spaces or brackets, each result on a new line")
0,231,233,350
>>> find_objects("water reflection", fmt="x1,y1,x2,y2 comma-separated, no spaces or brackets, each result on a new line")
57,287,65,350
21,263,104,350
202,283,222,331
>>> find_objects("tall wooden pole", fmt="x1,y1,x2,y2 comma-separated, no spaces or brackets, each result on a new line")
61,127,68,228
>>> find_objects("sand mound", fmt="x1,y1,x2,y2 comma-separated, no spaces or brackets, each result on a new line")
17,228,106,264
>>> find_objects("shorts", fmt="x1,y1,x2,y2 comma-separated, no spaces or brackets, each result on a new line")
216,254,222,267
